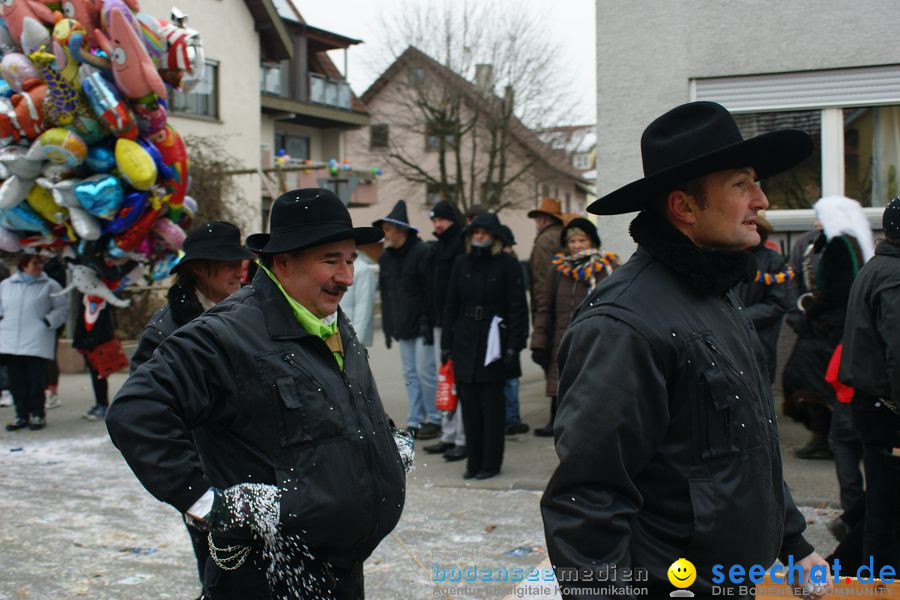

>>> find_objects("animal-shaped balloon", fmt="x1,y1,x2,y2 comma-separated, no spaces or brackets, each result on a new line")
94,6,166,100
135,11,165,63
59,0,102,45
0,145,41,209
130,96,165,135
51,18,85,84
158,21,203,91
0,76,45,141
150,124,187,213
0,174,31,209
53,263,131,307
0,52,38,91
114,136,155,189
99,0,140,32
0,0,54,46
78,64,138,139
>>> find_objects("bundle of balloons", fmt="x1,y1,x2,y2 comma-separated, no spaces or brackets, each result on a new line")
0,0,203,307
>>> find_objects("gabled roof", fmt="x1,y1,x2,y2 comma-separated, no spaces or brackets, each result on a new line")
362,46,586,183
539,125,597,155
244,0,292,61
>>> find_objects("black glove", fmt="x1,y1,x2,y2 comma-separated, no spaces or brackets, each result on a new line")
503,348,518,370
203,484,276,533
385,336,392,350
440,350,451,364
531,348,549,370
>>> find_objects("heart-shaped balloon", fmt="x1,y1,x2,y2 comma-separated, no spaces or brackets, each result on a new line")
103,191,148,234
75,174,124,220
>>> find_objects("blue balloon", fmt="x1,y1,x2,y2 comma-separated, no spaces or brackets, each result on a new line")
75,175,124,220
151,253,180,280
0,204,48,233
102,191,148,234
85,145,116,173
137,137,173,181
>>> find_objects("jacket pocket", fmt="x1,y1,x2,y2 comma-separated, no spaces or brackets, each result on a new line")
687,478,717,555
697,369,739,460
276,375,345,446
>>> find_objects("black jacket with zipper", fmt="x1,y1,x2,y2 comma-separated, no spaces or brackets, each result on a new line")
129,280,206,372
541,211,811,599
379,234,433,340
106,270,405,585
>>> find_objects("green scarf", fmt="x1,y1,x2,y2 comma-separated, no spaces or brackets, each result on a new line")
260,264,343,370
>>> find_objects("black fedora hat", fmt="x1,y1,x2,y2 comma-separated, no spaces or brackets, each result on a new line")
246,188,383,254
171,221,255,274
587,101,813,215
373,200,418,233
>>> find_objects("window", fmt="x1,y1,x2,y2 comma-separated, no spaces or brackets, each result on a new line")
733,111,822,209
370,124,389,149
309,74,352,110
426,182,458,205
274,133,310,161
572,153,592,170
425,122,457,151
844,105,900,207
169,60,218,118
408,67,425,86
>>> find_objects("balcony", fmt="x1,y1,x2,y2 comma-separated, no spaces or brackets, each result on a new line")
308,74,352,110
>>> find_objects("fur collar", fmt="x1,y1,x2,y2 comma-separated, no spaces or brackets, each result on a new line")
167,279,205,326
629,210,757,296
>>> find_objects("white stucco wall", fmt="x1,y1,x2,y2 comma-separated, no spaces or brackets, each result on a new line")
141,0,263,234
595,0,900,258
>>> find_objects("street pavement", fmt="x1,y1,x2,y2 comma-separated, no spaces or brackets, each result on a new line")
0,326,843,599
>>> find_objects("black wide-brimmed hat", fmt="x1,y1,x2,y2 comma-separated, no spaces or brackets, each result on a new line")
246,188,383,254
373,200,418,233
171,221,255,274
587,101,814,215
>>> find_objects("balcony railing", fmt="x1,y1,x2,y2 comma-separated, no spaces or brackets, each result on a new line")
260,63,285,96
309,73,351,110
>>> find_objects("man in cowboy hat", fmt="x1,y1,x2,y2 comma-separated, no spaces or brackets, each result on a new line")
375,199,442,440
541,102,832,599
107,189,406,599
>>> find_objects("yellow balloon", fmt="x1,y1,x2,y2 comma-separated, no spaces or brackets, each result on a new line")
115,138,157,191
27,185,69,224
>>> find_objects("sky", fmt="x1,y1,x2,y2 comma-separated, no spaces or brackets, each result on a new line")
294,0,597,125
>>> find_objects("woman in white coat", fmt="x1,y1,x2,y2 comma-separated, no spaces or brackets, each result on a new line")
0,254,69,431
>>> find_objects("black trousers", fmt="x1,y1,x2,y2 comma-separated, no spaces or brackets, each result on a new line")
87,362,109,407
6,355,48,420
457,381,505,474
852,397,900,569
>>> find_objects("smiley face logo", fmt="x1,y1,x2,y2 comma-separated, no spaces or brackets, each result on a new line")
668,558,696,589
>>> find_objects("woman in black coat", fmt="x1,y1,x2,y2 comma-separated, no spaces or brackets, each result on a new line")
441,213,528,480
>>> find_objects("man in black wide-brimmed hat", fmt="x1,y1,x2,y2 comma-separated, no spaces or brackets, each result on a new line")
541,102,833,599
107,189,407,599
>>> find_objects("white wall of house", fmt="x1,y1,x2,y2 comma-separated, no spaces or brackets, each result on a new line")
142,0,264,234
595,0,900,258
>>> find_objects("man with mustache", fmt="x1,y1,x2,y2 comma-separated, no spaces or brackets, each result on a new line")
541,102,832,599
107,189,406,599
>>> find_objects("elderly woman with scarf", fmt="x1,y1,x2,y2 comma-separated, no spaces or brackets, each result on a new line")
530,218,619,437
441,213,528,480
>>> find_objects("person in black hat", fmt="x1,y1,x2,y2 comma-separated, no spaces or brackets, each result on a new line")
423,200,467,458
375,199,442,440
130,221,255,373
107,190,407,599
126,220,254,591
441,212,528,480
838,196,900,570
541,101,833,598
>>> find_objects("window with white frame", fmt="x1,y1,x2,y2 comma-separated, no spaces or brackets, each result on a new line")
694,64,900,208
169,60,218,119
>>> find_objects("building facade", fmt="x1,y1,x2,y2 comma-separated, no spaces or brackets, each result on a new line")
595,0,900,256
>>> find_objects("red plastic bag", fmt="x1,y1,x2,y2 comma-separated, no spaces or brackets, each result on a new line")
435,360,458,415
825,343,854,404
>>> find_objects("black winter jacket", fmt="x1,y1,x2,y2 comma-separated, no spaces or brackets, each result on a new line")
735,244,794,383
379,235,433,340
840,239,900,409
441,244,528,383
541,211,811,599
430,223,465,328
129,280,205,372
106,271,405,574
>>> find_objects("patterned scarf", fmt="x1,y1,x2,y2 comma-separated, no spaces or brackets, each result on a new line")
551,248,619,290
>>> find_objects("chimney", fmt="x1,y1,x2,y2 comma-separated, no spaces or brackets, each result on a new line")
475,64,493,94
